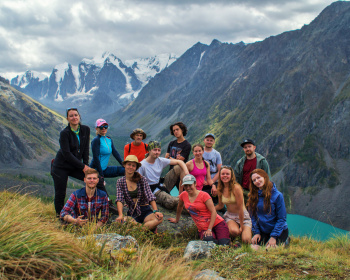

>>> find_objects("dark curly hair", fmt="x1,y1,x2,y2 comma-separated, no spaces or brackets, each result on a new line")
170,122,188,137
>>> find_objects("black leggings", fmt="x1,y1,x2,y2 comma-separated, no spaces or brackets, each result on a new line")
259,228,289,245
51,166,107,215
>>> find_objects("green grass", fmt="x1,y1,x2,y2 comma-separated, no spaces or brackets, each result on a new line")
0,190,349,279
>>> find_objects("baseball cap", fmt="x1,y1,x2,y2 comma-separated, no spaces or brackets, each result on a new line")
182,174,196,185
204,133,215,139
96,119,108,127
240,139,255,147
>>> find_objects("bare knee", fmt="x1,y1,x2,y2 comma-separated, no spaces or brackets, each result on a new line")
229,228,240,237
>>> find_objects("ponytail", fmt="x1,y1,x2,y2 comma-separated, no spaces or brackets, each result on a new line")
130,171,142,183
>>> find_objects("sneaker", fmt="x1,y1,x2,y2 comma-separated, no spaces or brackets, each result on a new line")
108,201,119,215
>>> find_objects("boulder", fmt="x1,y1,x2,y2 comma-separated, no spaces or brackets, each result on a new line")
183,240,216,260
194,269,225,280
80,233,138,251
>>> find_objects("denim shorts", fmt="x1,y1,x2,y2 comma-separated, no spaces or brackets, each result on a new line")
131,205,154,224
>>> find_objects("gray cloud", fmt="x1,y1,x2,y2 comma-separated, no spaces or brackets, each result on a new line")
0,0,340,79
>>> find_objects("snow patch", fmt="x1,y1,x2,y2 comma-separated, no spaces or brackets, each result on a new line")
54,62,69,84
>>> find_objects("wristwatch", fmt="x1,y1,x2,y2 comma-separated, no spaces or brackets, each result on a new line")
207,229,212,232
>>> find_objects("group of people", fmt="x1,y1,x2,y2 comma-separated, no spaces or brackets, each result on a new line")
52,108,289,249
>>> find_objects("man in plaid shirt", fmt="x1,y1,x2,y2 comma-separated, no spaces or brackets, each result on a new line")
60,168,109,227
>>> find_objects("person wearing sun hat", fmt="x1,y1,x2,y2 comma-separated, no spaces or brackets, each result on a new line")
115,155,163,232
124,128,148,162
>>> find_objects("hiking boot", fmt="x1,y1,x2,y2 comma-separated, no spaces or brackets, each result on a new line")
109,201,119,215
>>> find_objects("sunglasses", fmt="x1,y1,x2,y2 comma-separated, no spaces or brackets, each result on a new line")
98,125,108,129
66,107,78,114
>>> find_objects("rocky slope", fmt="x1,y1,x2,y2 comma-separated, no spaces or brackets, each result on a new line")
110,2,350,230
0,79,66,167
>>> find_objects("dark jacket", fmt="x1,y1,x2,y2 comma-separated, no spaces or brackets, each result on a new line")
53,124,90,170
90,134,123,176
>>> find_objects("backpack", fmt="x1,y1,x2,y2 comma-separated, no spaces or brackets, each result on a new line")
128,142,147,153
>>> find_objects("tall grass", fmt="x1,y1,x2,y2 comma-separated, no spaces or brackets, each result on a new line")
0,191,94,279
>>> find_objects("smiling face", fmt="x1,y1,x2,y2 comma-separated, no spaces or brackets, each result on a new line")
243,143,256,157
220,168,232,184
124,161,137,175
66,109,80,126
193,145,204,158
84,173,99,189
204,136,215,148
251,173,265,189
183,183,196,194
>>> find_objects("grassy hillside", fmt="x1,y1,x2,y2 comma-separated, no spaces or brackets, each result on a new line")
0,190,349,279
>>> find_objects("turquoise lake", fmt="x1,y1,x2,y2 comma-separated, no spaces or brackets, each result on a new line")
170,188,349,241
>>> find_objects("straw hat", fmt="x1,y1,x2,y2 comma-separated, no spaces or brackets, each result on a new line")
122,155,141,169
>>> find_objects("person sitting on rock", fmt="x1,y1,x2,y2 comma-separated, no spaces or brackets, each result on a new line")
60,168,109,227
215,166,252,244
115,155,163,232
248,169,289,249
169,174,230,245
138,141,189,210
124,128,148,162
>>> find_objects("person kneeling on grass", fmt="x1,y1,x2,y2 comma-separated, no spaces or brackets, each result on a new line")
115,155,163,233
60,168,109,228
169,174,230,245
248,169,289,250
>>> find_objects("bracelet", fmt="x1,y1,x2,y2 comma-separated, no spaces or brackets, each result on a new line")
207,229,212,232
153,209,159,213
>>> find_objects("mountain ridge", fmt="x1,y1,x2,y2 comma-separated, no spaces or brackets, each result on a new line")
109,1,350,230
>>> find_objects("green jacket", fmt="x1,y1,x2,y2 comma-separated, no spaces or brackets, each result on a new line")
234,152,272,185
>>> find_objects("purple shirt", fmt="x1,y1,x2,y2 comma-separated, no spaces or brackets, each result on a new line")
116,175,156,217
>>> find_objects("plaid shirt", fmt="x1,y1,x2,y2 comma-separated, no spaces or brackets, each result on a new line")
116,175,156,218
60,187,109,223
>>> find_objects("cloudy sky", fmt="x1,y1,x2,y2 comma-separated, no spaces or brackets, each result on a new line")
0,0,342,79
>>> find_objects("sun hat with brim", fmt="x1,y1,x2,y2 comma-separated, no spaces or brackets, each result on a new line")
122,155,142,169
182,174,196,186
130,128,147,140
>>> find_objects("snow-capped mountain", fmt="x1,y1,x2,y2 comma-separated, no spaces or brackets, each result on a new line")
10,52,177,121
